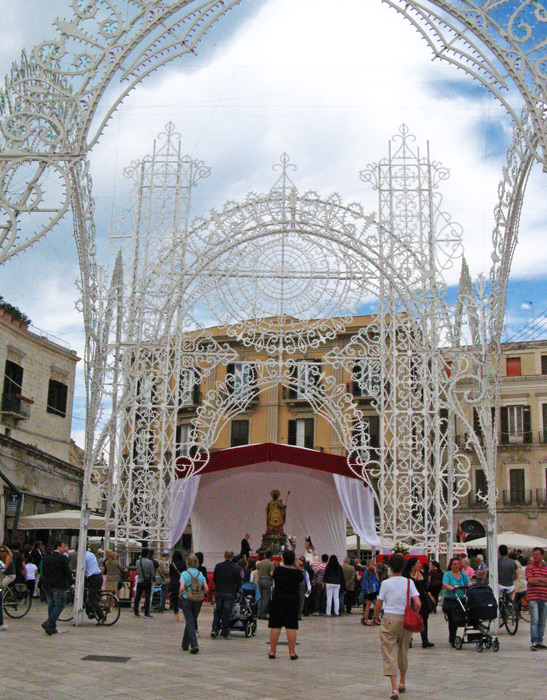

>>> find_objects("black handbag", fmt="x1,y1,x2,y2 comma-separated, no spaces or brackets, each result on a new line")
425,593,436,613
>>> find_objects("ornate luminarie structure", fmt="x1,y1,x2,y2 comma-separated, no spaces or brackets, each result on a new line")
105,124,471,560
0,0,544,622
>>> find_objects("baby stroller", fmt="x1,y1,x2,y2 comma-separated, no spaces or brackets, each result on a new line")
228,583,258,637
151,583,163,613
453,582,500,653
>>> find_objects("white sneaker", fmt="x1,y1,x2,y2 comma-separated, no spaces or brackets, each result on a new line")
0,624,7,631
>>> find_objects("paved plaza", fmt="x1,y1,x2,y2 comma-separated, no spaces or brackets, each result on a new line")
0,602,544,700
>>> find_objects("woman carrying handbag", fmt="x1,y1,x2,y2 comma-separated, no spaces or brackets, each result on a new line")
372,554,421,700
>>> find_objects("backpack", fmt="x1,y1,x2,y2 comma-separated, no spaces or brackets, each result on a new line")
186,571,204,602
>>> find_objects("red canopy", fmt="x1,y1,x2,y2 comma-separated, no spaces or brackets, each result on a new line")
176,442,362,480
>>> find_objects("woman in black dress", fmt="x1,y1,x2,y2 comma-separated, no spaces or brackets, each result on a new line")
268,549,303,660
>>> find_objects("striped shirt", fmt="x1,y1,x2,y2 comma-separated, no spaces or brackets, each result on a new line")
313,563,327,584
525,561,547,602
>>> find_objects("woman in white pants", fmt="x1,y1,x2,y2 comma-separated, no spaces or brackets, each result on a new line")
323,555,344,616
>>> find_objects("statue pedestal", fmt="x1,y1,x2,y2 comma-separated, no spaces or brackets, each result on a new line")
260,532,287,556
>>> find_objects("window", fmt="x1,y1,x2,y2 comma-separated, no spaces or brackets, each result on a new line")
287,360,321,400
176,424,192,458
506,357,521,377
500,405,531,444
136,377,154,408
133,427,155,464
288,418,314,449
2,360,24,414
473,407,496,444
226,363,258,400
509,468,525,504
47,379,68,417
352,360,380,397
542,356,547,375
542,404,547,443
179,369,199,406
3,360,23,396
352,415,380,460
475,468,487,496
231,420,249,447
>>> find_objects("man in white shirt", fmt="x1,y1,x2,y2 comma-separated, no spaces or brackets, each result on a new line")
85,549,104,621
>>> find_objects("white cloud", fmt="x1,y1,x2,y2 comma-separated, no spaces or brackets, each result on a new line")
2,0,547,441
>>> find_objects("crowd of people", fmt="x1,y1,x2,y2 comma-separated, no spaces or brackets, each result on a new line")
1,536,546,699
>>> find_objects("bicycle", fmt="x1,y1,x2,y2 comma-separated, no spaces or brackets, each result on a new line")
517,594,531,623
498,590,518,635
58,587,121,626
2,582,32,618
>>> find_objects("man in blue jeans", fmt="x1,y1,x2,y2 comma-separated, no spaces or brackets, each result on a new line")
211,550,241,639
41,540,73,635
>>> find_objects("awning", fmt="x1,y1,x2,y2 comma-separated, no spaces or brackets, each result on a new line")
18,509,108,530
176,442,363,479
464,531,547,550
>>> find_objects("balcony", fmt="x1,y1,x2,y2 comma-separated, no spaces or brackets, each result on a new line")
283,385,321,406
502,489,532,506
499,430,533,446
1,393,31,421
537,489,547,508
178,388,202,413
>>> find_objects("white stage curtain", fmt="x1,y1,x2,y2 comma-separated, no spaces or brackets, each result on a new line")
333,474,380,547
191,463,348,568
169,475,201,548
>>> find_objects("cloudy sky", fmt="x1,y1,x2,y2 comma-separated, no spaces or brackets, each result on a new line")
1,0,546,446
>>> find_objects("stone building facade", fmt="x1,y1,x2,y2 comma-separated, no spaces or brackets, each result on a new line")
0,309,83,542
455,339,547,542
174,320,547,546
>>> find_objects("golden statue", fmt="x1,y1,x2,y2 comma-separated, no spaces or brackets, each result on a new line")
266,489,286,534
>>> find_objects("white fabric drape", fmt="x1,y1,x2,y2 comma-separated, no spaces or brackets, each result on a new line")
333,473,380,547
190,463,347,568
169,475,200,548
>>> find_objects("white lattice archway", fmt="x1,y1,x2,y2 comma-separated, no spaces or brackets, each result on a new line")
0,0,542,622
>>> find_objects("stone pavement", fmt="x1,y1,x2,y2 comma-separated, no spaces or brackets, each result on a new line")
0,602,544,700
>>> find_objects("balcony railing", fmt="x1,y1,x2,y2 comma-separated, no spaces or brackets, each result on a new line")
499,430,533,445
539,430,547,444
1,393,31,420
502,489,532,506
536,489,547,508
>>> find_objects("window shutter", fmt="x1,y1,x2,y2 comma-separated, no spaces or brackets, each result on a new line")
4,360,23,395
249,363,258,400
368,415,380,447
352,363,361,396
473,408,483,442
500,406,508,444
506,357,521,377
304,419,314,449
288,362,297,399
226,364,234,394
475,469,487,495
288,420,297,445
523,406,532,444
